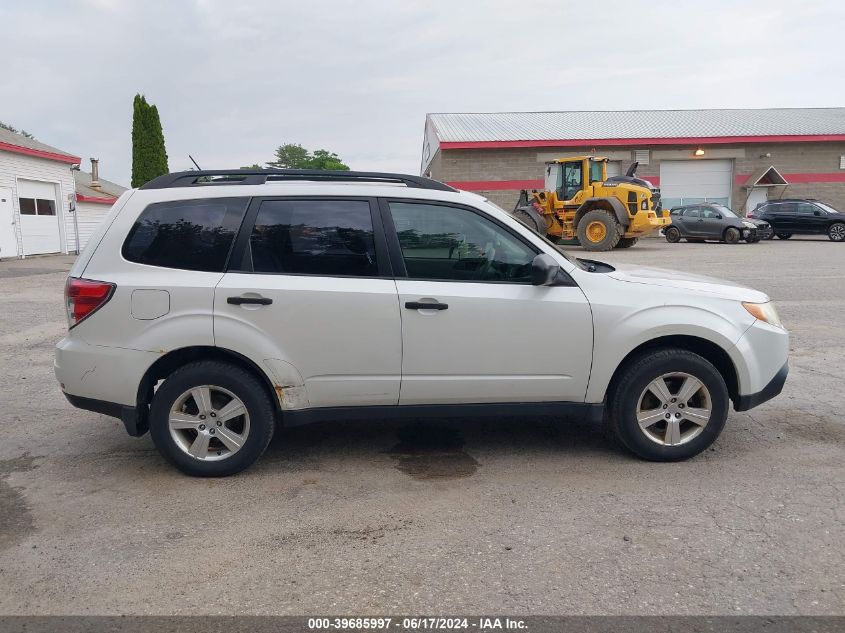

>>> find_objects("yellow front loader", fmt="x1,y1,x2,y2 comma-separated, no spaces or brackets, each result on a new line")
512,156,670,251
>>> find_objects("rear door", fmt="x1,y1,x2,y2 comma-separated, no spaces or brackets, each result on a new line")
383,199,592,405
681,207,702,236
214,197,402,408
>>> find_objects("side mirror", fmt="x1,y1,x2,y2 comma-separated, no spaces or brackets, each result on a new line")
814,210,821,216
715,214,722,219
531,254,560,286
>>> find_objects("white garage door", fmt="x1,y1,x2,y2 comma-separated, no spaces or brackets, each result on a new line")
17,179,61,255
659,159,733,209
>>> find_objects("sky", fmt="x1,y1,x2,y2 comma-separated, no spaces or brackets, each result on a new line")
0,0,842,185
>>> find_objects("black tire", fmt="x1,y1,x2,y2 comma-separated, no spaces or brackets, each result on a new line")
764,231,775,240
616,237,638,249
828,222,845,242
776,233,792,240
607,349,729,462
745,237,760,243
664,227,681,243
149,361,276,477
576,209,621,252
512,208,543,235
723,227,740,244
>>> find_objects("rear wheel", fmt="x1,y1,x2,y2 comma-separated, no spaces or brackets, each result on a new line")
828,222,845,242
607,349,729,461
776,233,792,240
149,361,276,477
616,237,638,249
665,227,681,243
724,227,740,244
576,209,621,252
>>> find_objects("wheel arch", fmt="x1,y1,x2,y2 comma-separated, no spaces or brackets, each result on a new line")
575,197,629,227
136,346,282,428
605,335,740,407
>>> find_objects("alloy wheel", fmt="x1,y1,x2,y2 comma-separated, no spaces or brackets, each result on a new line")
168,385,250,461
636,372,712,446
830,224,845,242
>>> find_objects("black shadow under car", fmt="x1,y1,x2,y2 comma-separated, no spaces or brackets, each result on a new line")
665,203,772,244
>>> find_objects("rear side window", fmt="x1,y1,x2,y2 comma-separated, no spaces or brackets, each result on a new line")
248,199,378,276
122,198,248,272
684,208,700,218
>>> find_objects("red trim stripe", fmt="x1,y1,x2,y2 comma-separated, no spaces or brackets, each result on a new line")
439,134,845,150
76,193,118,204
449,172,845,192
0,141,80,164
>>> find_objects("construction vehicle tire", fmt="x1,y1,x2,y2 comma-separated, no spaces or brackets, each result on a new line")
577,209,621,252
512,208,544,235
616,237,639,249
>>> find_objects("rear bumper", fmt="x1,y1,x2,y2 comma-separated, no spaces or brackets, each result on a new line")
734,362,788,411
62,393,149,437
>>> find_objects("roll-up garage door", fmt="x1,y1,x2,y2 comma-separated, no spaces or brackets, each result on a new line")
17,179,61,255
659,160,732,210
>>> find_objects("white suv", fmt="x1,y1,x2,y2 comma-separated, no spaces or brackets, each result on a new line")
55,169,789,476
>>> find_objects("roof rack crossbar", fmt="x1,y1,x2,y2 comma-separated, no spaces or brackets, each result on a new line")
139,169,457,192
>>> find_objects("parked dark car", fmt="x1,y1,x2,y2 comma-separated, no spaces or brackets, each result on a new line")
747,199,845,242
664,203,772,244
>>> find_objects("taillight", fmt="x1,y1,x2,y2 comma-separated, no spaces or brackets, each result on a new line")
65,277,115,328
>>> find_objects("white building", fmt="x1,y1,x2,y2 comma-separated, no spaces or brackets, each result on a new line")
0,127,125,259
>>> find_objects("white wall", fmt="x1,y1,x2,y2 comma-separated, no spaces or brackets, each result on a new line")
74,200,113,250
0,151,76,255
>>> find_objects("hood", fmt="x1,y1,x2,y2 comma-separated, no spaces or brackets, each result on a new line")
607,264,769,302
745,218,770,227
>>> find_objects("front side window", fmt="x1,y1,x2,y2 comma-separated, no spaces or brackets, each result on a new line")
559,162,583,200
589,160,604,183
248,199,377,276
122,197,248,272
795,202,818,215
19,198,55,216
389,202,536,282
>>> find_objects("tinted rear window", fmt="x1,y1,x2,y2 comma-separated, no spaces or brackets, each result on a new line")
122,198,248,272
248,199,378,276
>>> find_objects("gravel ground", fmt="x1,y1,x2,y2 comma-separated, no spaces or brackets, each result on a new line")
0,237,842,615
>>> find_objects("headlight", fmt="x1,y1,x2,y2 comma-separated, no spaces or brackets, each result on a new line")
742,221,756,229
742,301,783,328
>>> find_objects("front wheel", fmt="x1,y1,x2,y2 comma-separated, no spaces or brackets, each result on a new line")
665,227,681,243
615,237,638,249
576,209,621,252
149,361,276,477
776,233,792,240
828,222,845,242
724,227,740,244
607,349,729,461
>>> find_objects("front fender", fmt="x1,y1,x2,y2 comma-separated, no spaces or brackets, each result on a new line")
585,301,754,403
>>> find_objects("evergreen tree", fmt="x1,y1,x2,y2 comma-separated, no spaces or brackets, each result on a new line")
131,94,169,187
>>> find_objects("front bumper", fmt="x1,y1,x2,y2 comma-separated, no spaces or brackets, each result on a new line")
734,362,788,411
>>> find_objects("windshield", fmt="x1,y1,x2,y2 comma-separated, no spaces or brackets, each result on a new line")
816,202,839,214
711,204,739,219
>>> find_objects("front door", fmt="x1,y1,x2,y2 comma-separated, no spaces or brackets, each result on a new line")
0,188,17,258
745,188,767,214
558,161,584,202
698,206,724,239
215,197,402,408
681,207,703,236
384,199,593,405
